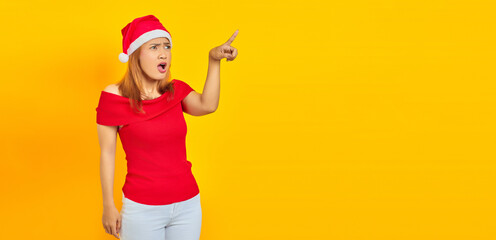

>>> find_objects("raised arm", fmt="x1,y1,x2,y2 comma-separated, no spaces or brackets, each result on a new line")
182,30,238,116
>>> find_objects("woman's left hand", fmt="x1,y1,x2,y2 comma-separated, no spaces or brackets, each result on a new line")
209,30,238,62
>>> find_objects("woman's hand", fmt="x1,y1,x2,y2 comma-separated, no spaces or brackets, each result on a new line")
209,29,239,62
102,206,122,239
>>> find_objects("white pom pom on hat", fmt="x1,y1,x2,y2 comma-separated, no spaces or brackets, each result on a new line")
118,53,129,63
119,15,172,63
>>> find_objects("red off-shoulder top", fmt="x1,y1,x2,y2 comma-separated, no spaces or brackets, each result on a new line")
96,79,200,205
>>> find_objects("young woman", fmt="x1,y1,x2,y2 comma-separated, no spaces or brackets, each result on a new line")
96,15,238,240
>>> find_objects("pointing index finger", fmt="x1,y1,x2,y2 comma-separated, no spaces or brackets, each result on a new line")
225,29,239,45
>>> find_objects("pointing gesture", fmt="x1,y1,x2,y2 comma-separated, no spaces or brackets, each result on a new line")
209,29,239,62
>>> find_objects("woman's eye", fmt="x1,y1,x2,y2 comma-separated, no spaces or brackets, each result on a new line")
150,46,170,49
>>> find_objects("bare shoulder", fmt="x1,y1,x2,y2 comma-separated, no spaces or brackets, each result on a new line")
103,84,121,96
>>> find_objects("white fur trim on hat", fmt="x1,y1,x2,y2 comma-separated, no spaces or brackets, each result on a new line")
127,29,172,56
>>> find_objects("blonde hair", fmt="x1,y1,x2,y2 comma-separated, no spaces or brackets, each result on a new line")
116,45,175,114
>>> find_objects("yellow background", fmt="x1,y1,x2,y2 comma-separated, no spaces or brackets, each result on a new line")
0,0,495,239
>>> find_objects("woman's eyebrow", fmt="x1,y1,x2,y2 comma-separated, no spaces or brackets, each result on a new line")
150,42,171,46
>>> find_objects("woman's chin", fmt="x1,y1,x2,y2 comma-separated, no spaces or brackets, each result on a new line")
144,70,169,81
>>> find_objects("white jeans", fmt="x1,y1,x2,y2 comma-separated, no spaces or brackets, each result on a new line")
119,192,202,240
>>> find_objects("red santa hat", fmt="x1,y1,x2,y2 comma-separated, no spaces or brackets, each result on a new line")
118,15,172,63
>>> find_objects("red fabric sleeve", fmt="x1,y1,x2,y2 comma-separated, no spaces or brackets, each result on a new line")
178,79,194,94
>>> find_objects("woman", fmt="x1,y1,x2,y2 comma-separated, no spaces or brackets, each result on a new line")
96,15,238,240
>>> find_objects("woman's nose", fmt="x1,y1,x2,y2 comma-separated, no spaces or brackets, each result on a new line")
159,49,167,58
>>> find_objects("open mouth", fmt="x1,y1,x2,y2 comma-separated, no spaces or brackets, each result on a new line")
157,62,167,73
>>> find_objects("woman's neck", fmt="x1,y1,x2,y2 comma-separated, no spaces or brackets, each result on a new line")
141,78,159,94
140,78,161,100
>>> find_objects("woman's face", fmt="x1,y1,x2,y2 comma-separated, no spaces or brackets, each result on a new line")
139,37,171,81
